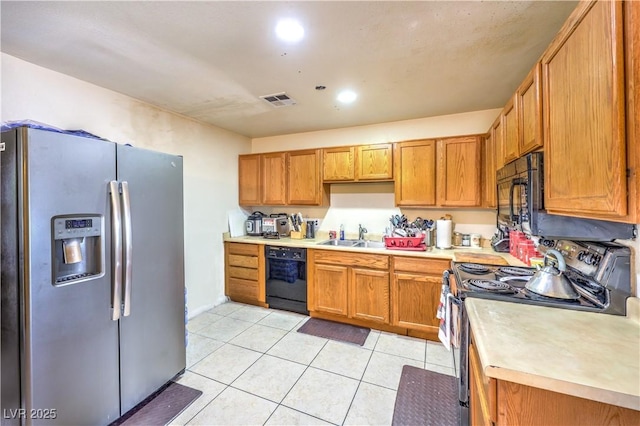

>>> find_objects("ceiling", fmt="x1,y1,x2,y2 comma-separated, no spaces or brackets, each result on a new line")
0,1,578,138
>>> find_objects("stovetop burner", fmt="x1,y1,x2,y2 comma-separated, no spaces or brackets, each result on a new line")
458,263,491,274
497,266,535,277
522,288,581,304
465,279,515,293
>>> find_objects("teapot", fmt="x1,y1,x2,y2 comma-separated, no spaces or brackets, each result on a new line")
525,249,580,300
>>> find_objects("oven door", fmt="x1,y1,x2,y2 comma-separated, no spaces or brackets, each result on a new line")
443,269,469,426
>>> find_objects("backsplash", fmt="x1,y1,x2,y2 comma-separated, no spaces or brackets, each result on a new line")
242,182,497,240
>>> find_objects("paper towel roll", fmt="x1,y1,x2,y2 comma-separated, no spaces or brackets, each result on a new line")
436,219,452,249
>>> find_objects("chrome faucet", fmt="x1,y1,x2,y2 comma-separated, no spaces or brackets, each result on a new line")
358,224,368,241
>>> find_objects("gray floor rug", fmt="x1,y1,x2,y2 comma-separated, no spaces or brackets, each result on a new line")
110,381,202,426
392,365,460,426
297,318,370,346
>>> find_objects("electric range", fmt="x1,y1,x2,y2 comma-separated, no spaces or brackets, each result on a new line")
452,240,632,315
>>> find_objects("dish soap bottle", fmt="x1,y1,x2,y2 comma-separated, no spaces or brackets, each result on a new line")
339,224,345,240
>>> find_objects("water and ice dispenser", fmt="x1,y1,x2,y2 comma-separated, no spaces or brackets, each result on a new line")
52,215,104,285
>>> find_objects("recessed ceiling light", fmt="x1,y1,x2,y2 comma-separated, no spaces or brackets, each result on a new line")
275,18,304,43
337,90,357,104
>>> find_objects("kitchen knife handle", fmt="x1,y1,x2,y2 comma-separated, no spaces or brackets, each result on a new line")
121,181,133,317
109,181,122,321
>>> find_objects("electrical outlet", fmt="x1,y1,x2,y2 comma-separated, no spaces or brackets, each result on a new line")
307,218,322,229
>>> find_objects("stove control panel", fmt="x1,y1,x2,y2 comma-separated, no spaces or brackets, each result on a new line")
540,239,600,277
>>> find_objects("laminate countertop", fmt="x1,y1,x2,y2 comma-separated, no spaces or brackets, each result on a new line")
466,297,640,411
223,233,527,266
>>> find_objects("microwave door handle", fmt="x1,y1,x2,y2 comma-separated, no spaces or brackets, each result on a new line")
509,180,517,222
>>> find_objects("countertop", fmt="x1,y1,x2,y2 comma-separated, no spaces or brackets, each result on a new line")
223,233,527,265
466,297,640,411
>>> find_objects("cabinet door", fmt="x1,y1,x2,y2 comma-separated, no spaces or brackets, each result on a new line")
287,149,323,205
482,132,497,208
391,272,440,332
394,139,437,206
323,147,355,181
493,115,505,170
349,268,390,324
436,136,481,207
518,63,543,155
541,0,627,218
239,154,261,205
261,152,287,205
313,264,349,317
356,144,393,181
502,95,519,164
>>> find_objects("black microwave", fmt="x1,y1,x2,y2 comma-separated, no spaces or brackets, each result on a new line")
496,152,635,241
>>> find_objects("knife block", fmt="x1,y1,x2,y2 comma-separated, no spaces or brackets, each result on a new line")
290,222,307,239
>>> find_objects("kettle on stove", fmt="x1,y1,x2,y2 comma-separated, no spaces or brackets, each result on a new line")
525,249,580,300
245,211,265,236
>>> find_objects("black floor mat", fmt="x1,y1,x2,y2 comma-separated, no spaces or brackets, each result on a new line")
392,365,460,426
110,382,202,426
297,318,370,346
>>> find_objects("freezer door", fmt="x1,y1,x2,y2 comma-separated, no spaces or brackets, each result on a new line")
116,144,185,414
15,128,120,424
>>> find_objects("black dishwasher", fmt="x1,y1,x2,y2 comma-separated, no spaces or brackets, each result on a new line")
265,246,308,315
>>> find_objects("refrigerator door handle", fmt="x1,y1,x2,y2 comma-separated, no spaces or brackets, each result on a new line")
121,181,133,317
109,181,123,321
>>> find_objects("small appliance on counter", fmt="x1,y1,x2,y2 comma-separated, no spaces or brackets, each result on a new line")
262,213,290,237
491,225,510,252
245,211,266,236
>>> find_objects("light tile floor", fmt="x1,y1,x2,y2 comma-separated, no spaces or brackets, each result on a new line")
171,301,456,426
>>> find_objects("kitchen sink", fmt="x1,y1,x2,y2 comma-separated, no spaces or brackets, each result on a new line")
316,239,386,249
355,240,386,249
316,239,361,247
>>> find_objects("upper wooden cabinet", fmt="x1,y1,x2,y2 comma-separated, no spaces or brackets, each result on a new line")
501,95,519,165
436,135,482,207
492,115,505,170
238,154,261,205
323,143,393,182
239,150,326,206
482,132,497,209
323,146,355,181
517,63,543,155
356,144,393,180
261,152,287,205
395,136,482,207
394,139,438,206
287,149,324,205
541,0,627,219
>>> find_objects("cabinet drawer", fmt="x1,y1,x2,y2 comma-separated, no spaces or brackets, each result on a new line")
313,250,389,269
227,242,260,256
228,265,259,281
228,254,258,269
393,256,450,275
227,277,259,301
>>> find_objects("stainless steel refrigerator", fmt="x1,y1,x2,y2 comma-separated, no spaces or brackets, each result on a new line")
1,127,186,425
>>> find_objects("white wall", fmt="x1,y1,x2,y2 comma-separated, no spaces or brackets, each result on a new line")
1,53,251,316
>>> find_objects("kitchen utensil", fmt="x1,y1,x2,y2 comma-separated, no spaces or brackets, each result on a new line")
525,249,579,300
305,220,315,238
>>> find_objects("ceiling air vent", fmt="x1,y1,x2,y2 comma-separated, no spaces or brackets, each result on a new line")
259,92,297,108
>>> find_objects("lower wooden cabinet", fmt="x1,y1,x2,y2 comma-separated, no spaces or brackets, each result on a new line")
309,250,390,324
312,263,349,316
350,268,390,323
391,256,450,337
469,330,639,426
224,242,266,306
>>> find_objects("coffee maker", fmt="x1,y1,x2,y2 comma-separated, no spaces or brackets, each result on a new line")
491,223,510,252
